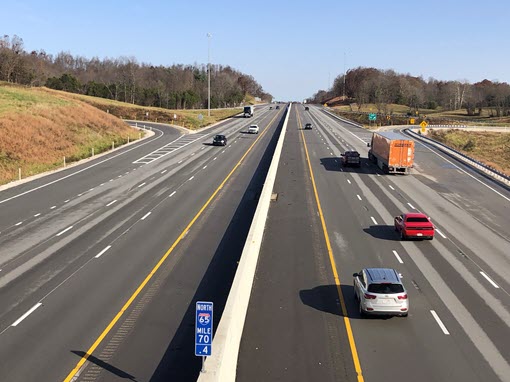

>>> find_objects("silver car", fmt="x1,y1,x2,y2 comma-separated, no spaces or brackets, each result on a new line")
353,268,409,317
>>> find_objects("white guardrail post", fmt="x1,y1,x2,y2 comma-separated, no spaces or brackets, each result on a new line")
197,104,292,382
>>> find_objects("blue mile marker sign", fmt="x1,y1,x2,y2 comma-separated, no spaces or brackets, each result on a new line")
195,301,213,357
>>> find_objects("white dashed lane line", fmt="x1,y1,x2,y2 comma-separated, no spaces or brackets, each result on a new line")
389,185,395,190
357,195,362,201
56,226,73,237
33,213,41,217
15,222,22,226
95,245,112,259
64,199,70,203
189,176,194,181
392,250,404,264
371,217,378,225
50,206,56,209
138,182,146,188
161,170,168,174
203,166,208,169
169,191,176,198
12,303,42,327
347,179,351,184
430,310,450,335
106,200,117,207
141,212,151,221
480,272,500,288
407,202,416,210
435,228,447,239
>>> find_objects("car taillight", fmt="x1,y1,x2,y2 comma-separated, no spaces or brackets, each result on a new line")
398,294,408,300
364,293,377,299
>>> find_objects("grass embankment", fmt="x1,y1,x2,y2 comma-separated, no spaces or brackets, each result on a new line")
428,129,510,176
65,93,242,130
0,84,141,185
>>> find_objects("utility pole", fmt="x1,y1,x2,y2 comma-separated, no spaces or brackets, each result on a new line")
207,33,212,117
343,52,346,99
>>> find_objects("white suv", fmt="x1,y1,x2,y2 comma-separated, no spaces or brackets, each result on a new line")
353,268,409,317
248,124,259,134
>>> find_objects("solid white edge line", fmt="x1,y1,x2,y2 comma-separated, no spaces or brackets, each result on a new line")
480,272,500,288
56,226,73,237
106,200,117,207
357,195,362,201
95,245,112,259
141,212,151,220
435,228,447,239
12,303,42,327
169,191,176,197
392,250,404,264
407,202,416,209
371,216,378,225
430,310,450,335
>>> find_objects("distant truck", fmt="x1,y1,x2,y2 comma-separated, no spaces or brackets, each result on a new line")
368,131,414,174
243,105,254,118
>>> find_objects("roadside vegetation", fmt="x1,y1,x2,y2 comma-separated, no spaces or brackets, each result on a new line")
0,82,245,186
427,129,510,176
0,83,141,185
0,34,272,112
311,67,510,127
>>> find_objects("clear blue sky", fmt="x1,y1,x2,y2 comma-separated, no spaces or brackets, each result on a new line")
3,0,509,101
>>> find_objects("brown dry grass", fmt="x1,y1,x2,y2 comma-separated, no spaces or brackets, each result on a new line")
428,129,510,176
62,91,242,129
0,84,140,184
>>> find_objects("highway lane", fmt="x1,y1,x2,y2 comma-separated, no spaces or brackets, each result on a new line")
238,104,509,381
305,105,510,378
0,105,285,381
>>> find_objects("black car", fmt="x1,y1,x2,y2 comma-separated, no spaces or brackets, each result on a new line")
305,106,309,111
276,105,280,109
213,134,227,146
304,123,312,130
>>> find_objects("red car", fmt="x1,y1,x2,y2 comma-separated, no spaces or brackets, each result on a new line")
394,212,435,240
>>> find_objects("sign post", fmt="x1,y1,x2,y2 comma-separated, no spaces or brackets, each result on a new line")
195,301,213,372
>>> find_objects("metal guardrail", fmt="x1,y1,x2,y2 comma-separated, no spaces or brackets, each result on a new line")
405,129,510,187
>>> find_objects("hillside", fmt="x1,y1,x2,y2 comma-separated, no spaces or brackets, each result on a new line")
0,83,141,185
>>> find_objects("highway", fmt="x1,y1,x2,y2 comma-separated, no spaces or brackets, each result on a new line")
237,105,510,381
1,101,509,382
0,105,287,381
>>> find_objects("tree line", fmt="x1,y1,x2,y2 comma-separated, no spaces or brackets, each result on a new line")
0,34,272,109
309,67,510,117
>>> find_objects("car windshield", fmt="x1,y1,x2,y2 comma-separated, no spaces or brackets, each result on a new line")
368,283,404,294
407,217,429,222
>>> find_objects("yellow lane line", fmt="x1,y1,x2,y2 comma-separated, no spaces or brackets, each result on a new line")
63,110,284,382
296,109,364,382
